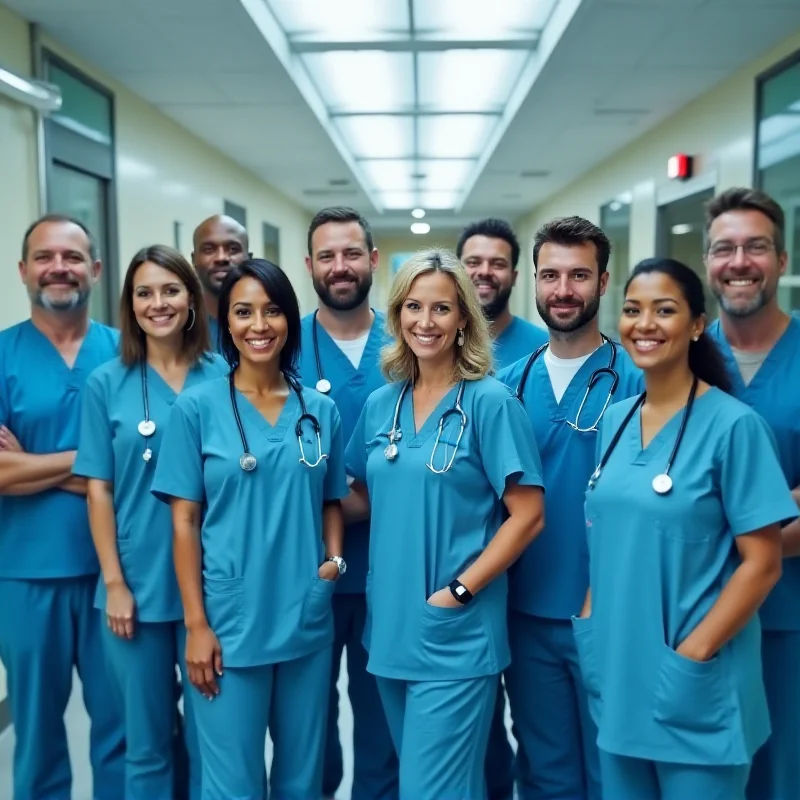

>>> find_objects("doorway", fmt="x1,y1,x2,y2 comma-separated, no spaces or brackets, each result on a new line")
657,188,717,318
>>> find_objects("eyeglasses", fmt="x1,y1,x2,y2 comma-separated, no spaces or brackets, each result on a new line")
707,239,775,262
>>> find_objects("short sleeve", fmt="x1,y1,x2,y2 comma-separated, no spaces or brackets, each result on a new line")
151,402,204,504
73,375,114,481
345,405,370,484
0,346,8,426
720,413,798,535
479,395,544,498
324,407,349,502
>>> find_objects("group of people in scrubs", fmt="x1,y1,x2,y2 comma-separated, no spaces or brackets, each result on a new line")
0,185,798,800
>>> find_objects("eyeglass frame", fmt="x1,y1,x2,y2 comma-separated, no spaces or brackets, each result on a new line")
705,237,778,262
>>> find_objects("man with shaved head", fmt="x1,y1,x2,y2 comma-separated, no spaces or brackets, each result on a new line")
192,215,251,351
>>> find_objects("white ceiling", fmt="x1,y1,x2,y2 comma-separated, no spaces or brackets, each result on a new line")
6,0,800,233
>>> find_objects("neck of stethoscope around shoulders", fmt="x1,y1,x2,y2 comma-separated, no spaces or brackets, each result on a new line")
312,307,375,394
228,367,328,471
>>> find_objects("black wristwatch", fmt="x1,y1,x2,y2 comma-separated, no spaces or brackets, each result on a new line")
448,579,474,605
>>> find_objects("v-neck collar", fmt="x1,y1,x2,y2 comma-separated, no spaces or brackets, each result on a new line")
402,381,461,447
713,317,799,398
535,342,610,422
27,319,97,374
313,309,382,378
235,386,297,443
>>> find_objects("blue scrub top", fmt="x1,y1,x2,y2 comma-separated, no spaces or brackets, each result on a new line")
151,375,349,668
493,316,548,370
346,376,544,682
582,388,797,766
207,315,223,355
297,310,388,594
498,341,642,619
0,320,119,579
73,353,228,622
709,317,800,631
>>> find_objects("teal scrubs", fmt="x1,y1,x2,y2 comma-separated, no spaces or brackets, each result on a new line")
73,353,228,800
297,311,398,800
498,341,642,800
493,316,547,370
709,317,800,800
346,376,544,800
486,313,547,799
151,375,349,800
0,319,125,800
580,387,797,799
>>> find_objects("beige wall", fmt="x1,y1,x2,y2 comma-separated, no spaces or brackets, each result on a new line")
514,28,800,325
0,2,313,332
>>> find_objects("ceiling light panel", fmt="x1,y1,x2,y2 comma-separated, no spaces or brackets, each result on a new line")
266,0,409,42
360,159,416,192
417,50,529,113
302,52,415,114
335,116,414,159
420,191,461,209
417,159,475,191
381,192,418,209
413,0,554,41
418,114,496,158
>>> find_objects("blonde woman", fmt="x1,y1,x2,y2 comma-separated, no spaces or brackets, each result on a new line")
345,249,545,800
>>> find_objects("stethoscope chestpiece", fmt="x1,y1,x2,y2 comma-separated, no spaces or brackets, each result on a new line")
384,442,398,460
239,453,257,471
138,419,156,437
316,378,331,394
651,473,673,495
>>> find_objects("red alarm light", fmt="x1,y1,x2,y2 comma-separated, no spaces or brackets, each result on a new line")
667,154,693,181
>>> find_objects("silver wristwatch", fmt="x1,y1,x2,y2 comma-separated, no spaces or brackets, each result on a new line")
325,556,347,575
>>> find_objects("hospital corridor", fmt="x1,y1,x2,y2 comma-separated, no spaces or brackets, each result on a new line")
2,1,800,799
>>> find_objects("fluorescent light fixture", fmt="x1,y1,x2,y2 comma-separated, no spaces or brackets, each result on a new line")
411,222,431,235
302,52,414,113
417,159,474,191
0,66,61,113
381,192,417,209
418,50,528,112
609,201,621,212
334,116,414,159
411,208,426,219
360,160,415,192
413,0,553,40
671,224,693,235
418,115,495,159
420,191,461,209
265,0,408,42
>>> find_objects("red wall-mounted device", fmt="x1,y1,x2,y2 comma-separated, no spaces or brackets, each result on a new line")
667,153,693,181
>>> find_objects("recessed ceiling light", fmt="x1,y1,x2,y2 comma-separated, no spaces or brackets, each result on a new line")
411,208,426,219
671,224,693,235
411,222,430,235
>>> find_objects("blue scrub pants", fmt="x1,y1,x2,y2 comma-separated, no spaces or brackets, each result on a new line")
504,611,601,800
600,751,750,800
747,629,800,800
0,576,125,800
102,618,201,800
192,645,332,800
376,674,497,800
485,683,515,800
323,593,399,800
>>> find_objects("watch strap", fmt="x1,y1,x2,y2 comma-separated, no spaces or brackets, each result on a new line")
448,579,473,605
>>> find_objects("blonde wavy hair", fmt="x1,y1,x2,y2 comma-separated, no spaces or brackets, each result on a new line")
381,248,493,383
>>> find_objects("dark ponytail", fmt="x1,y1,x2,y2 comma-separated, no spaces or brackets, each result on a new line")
625,258,732,393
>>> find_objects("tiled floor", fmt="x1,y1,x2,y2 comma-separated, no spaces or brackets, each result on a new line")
0,658,355,800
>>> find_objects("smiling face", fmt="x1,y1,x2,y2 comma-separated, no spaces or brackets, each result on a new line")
400,270,466,371
19,220,100,312
705,209,786,318
460,234,516,320
131,261,192,343
620,270,703,374
227,276,288,367
535,241,607,333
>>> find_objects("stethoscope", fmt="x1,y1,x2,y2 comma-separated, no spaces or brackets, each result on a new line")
588,376,698,495
384,380,467,474
138,361,156,462
228,371,328,472
311,312,331,394
514,334,619,433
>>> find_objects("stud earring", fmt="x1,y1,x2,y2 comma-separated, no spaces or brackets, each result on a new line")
692,335,699,342
457,328,465,347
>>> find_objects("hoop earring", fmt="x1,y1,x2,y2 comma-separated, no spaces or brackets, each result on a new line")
457,328,465,347
185,308,196,331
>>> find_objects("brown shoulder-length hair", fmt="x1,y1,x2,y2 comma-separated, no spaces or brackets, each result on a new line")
119,244,211,366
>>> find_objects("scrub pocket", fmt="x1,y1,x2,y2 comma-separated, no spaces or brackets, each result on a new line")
653,644,728,737
572,616,602,722
420,599,493,671
302,576,336,631
203,576,244,641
